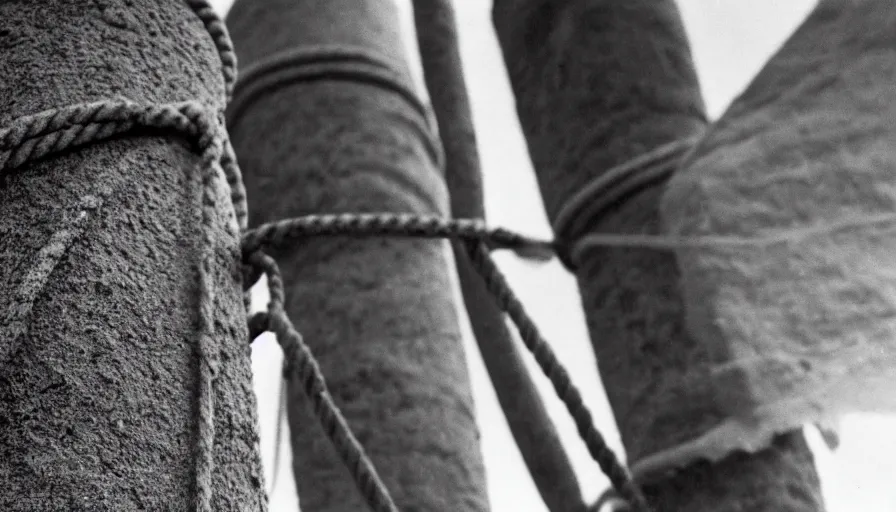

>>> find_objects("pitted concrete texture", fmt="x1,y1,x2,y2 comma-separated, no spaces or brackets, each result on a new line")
0,1,266,510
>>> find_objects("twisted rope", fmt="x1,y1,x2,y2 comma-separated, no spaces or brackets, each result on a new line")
464,242,650,512
246,251,400,512
241,213,650,512
241,212,555,261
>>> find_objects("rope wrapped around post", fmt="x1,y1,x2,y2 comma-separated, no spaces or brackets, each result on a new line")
241,212,651,512
0,100,651,511
0,2,652,510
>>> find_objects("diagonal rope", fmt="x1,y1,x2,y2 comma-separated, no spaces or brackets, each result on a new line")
466,241,650,512
411,2,587,510
246,250,400,512
241,213,652,512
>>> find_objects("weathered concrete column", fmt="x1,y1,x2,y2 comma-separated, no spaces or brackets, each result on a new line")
227,0,490,510
493,1,824,510
0,1,265,510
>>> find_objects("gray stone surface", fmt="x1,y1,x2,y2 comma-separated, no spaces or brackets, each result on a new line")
414,2,584,510
0,1,266,510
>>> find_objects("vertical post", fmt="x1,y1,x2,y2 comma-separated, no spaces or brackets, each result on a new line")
0,1,265,509
227,0,490,510
413,2,585,510
493,0,824,510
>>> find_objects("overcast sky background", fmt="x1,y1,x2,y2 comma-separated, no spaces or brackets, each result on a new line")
208,1,896,510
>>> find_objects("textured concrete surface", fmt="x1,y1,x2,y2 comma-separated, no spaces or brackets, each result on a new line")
227,0,490,510
0,1,266,510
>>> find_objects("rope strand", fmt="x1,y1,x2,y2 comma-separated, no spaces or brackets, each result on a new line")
242,212,651,511
240,212,555,264
247,251,399,512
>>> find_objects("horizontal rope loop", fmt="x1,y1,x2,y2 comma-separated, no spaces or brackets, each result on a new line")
0,101,209,169
240,212,556,264
0,99,248,231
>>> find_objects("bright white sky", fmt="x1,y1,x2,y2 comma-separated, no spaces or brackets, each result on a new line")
208,1,896,510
